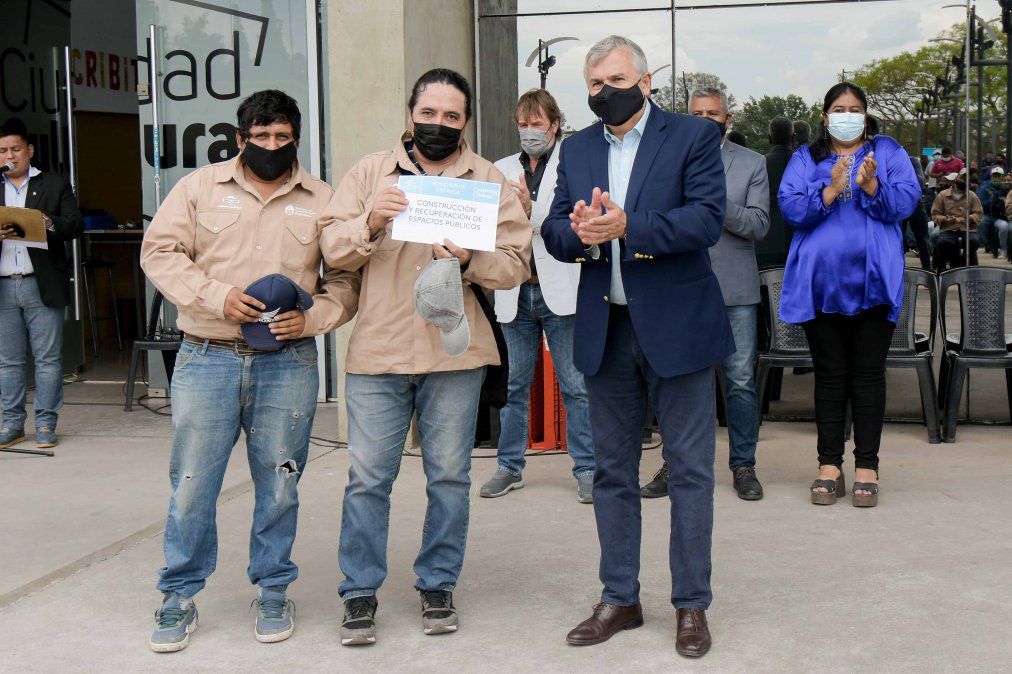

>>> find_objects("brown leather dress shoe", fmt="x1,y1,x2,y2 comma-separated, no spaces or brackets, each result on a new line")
676,608,712,657
566,602,644,646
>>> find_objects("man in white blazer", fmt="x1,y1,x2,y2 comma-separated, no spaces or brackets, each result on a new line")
479,89,595,503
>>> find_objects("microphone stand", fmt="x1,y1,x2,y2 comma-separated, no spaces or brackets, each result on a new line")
0,445,55,458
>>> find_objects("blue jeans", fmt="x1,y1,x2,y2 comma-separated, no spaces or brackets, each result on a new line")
339,368,485,599
723,304,759,469
585,307,715,609
156,339,319,598
996,219,1009,252
0,277,64,431
979,216,995,253
497,284,594,477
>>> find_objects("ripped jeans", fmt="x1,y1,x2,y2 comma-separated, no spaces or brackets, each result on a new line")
156,338,319,598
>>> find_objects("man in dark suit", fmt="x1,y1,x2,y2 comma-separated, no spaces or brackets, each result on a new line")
641,88,770,502
0,118,83,450
541,36,732,658
757,116,793,269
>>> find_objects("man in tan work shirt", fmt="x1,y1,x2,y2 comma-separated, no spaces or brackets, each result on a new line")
141,90,359,652
931,168,983,269
320,69,531,645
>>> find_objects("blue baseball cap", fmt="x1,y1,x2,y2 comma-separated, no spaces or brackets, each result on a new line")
240,274,314,351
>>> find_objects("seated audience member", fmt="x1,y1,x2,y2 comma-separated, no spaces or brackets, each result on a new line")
931,168,982,271
977,167,1008,257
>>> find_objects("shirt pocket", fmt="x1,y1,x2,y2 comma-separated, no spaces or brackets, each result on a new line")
282,216,320,271
373,227,402,253
195,209,242,264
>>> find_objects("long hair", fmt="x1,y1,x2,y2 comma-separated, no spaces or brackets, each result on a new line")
408,68,473,121
809,82,869,163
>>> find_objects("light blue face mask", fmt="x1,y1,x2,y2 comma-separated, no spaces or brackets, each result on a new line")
827,112,866,143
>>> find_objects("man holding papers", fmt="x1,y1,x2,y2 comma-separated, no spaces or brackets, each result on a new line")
319,68,530,645
0,117,83,451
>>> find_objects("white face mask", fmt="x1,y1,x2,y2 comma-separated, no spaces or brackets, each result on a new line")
826,112,866,143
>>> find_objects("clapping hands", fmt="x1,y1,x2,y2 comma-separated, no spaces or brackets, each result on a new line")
855,151,878,195
570,187,627,246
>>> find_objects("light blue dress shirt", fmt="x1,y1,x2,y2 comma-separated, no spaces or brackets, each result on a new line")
601,101,651,305
0,166,42,275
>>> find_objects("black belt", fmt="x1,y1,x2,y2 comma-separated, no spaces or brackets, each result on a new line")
183,334,309,356
0,273,34,279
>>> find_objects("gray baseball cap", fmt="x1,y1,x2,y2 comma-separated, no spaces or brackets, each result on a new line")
414,258,470,357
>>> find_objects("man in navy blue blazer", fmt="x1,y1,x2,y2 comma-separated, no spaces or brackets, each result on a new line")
541,36,733,658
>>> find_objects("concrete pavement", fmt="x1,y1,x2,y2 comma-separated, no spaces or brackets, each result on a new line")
1,376,1010,672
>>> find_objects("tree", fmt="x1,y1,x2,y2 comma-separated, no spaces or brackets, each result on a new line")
849,22,1008,153
734,94,821,155
652,72,736,113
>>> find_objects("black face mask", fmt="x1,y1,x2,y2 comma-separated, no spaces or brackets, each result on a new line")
242,140,297,181
412,123,462,162
588,80,645,127
708,118,727,138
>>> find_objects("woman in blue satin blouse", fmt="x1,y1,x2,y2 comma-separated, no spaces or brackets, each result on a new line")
778,82,920,508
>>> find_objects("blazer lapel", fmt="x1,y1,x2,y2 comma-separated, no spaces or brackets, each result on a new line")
24,174,42,210
721,141,737,176
588,124,610,205
625,102,667,212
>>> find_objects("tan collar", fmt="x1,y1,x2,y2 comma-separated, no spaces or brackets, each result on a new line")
211,155,318,197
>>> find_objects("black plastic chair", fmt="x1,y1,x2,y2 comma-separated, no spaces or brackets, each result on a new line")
756,267,813,419
885,268,941,443
756,267,851,437
124,290,181,411
937,267,1012,442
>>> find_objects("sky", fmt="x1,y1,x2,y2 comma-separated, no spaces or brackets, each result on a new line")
501,0,998,129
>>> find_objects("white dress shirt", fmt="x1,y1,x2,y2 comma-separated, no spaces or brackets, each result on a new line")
601,101,651,305
0,166,42,275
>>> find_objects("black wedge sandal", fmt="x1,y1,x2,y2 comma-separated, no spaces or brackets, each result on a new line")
852,473,879,508
810,469,845,506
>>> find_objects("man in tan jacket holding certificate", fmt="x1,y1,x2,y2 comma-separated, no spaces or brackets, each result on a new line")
319,68,530,646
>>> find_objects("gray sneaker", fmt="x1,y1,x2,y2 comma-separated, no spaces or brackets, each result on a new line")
479,469,524,498
253,587,295,643
577,473,594,504
420,590,458,635
0,427,26,449
341,596,378,646
150,593,198,653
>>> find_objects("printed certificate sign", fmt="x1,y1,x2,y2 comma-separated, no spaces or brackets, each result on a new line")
392,175,501,252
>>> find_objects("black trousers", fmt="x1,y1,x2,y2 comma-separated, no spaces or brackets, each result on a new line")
904,203,932,270
802,307,895,471
934,230,979,271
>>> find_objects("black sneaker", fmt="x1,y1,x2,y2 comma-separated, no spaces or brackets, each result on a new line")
420,590,458,635
341,596,378,646
641,462,669,498
732,466,764,501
